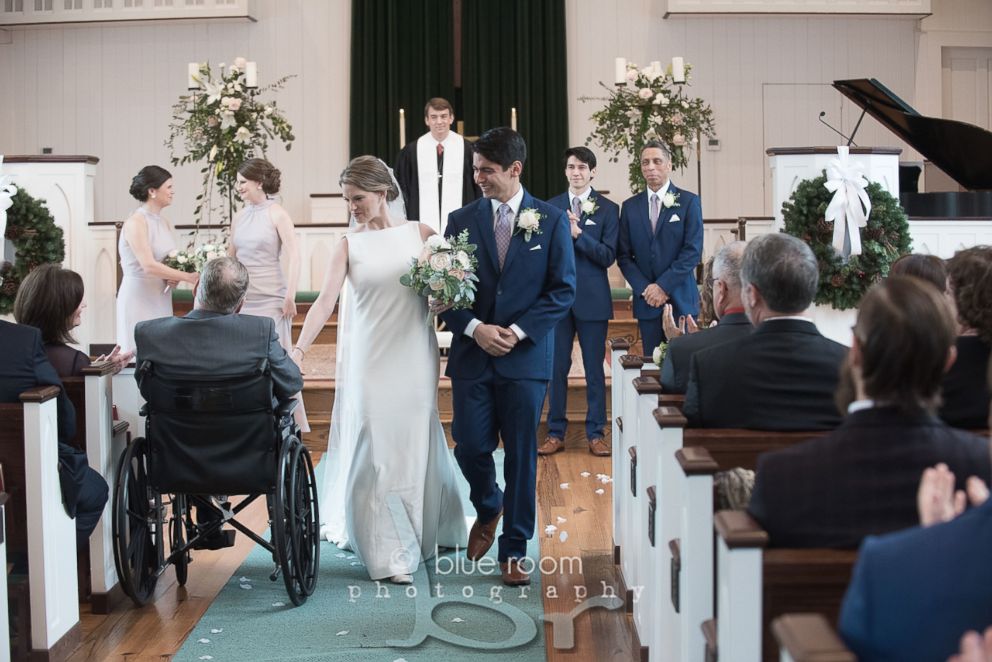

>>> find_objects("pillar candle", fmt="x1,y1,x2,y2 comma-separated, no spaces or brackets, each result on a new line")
614,57,627,85
187,62,199,90
672,56,685,83
245,61,258,88
650,60,662,77
511,107,517,131
399,108,406,148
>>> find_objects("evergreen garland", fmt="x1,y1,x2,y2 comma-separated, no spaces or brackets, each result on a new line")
0,188,65,314
782,173,911,311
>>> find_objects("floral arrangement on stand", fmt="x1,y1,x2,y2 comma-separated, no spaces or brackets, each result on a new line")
782,170,910,311
166,57,295,228
583,58,715,192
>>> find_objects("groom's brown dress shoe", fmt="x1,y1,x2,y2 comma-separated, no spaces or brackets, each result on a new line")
467,509,502,561
537,436,565,455
588,436,611,457
500,560,532,586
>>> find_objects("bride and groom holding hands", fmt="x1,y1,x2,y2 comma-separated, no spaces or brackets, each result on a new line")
293,127,576,587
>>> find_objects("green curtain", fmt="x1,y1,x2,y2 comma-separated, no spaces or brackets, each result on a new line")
350,0,455,162
461,0,568,200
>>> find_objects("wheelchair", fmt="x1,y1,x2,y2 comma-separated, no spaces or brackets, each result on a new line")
112,359,320,607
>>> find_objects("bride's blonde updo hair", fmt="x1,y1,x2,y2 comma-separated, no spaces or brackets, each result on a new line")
339,156,399,201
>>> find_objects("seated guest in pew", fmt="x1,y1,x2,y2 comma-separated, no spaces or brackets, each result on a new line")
839,455,992,661
748,276,992,549
660,242,751,394
0,319,109,543
940,246,992,430
683,233,847,429
134,256,303,549
889,252,948,294
13,264,133,377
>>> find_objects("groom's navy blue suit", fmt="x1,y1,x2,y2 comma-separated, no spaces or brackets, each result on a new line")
441,189,576,561
617,183,703,354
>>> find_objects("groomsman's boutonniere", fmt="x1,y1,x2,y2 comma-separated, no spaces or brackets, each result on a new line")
580,197,599,217
662,192,680,209
516,208,544,241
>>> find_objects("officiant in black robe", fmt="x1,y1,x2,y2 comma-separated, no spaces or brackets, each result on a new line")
394,97,480,231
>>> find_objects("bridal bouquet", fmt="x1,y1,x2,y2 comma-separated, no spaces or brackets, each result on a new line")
400,230,479,322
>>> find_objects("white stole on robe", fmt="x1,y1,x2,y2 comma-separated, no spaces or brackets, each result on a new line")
416,132,465,233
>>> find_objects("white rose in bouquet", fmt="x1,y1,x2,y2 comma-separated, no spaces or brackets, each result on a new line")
638,87,653,100
455,250,471,269
429,252,452,271
426,234,451,251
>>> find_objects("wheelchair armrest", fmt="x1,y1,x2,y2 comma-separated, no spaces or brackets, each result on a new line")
275,399,299,419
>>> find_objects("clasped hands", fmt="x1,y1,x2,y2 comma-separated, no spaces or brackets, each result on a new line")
472,323,519,357
567,209,582,239
642,283,668,308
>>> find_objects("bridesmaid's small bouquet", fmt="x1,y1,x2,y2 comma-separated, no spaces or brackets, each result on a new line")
401,229,479,324
162,249,199,273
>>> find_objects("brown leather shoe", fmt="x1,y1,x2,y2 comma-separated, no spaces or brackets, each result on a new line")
588,436,611,457
466,510,502,561
500,560,532,586
537,436,565,455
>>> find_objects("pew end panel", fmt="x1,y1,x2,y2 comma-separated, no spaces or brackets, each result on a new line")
609,338,630,562
772,613,855,662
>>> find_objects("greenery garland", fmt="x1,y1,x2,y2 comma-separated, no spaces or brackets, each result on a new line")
0,188,65,314
782,172,911,311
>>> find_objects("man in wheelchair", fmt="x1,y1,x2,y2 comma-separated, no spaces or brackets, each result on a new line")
134,256,304,551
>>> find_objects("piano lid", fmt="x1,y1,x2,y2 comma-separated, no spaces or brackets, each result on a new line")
833,78,992,191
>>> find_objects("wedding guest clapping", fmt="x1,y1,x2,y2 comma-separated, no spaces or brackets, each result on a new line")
117,166,198,353
15,264,132,376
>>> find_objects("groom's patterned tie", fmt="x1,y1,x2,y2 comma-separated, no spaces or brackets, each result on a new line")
495,203,512,270
650,193,660,233
571,196,582,218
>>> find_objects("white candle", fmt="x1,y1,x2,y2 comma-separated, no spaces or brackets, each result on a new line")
672,56,685,83
650,60,662,77
511,107,517,131
399,108,406,148
614,57,627,85
245,61,258,88
187,62,199,90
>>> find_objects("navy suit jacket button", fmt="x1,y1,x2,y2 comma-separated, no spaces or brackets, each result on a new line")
497,289,503,295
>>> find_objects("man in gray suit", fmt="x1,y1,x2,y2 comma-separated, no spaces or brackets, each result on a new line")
134,256,303,402
134,256,303,548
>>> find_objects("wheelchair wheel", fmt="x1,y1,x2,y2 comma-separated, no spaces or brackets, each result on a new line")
170,494,189,586
112,437,162,606
273,439,318,605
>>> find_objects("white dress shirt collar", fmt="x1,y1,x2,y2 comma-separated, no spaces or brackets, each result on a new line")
490,186,525,226
569,187,592,208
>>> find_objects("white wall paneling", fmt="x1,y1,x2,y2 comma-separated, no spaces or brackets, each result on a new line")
663,0,931,16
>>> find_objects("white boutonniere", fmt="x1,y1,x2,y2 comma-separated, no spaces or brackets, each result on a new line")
580,197,599,217
662,192,680,209
515,208,544,241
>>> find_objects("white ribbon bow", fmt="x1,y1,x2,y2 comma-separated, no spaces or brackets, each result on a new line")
823,146,871,258
0,155,16,244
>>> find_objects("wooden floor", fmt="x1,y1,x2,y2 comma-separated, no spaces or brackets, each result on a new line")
68,443,641,661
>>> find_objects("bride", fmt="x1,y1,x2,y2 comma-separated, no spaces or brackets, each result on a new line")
291,156,467,584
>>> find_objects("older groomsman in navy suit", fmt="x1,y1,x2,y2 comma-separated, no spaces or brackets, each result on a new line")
538,147,619,457
617,139,703,355
439,127,576,586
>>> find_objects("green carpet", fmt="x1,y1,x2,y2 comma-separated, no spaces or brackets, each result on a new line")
174,449,546,661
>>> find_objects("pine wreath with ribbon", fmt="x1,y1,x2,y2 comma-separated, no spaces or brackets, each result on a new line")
782,172,911,311
0,188,65,314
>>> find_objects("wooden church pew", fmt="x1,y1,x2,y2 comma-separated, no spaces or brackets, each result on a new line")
0,387,81,661
772,613,855,662
61,361,129,613
708,510,857,662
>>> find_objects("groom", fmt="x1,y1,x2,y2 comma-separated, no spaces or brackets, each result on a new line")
440,127,576,586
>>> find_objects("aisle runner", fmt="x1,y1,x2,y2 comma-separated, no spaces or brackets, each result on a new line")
174,450,546,662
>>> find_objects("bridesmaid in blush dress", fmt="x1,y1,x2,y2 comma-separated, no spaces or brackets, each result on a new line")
230,158,308,432
116,165,199,353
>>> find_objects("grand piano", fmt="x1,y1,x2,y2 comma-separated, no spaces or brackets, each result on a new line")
833,78,992,218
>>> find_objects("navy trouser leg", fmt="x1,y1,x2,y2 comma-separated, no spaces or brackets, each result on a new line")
451,367,503,525
494,374,545,562
575,319,609,439
639,319,664,358
545,312,576,440
75,467,109,546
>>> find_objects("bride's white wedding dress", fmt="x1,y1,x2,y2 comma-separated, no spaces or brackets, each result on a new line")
319,222,467,580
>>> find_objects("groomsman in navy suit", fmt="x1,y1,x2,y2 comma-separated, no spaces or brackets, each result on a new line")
538,147,619,457
617,139,703,355
439,127,576,586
